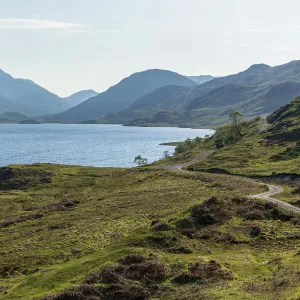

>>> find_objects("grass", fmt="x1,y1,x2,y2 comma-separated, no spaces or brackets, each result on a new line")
0,163,300,299
0,163,269,299
1,98,300,299
184,98,300,179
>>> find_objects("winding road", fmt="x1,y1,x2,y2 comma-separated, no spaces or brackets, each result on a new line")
163,151,300,214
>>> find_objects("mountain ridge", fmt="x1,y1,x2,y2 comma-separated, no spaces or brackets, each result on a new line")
47,69,196,122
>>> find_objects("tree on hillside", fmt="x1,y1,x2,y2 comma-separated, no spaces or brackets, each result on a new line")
229,111,243,142
134,155,148,166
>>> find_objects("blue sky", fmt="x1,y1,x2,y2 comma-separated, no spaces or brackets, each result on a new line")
1,0,300,96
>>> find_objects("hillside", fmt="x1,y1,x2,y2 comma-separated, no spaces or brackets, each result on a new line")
47,69,196,122
185,97,300,178
103,60,300,128
186,75,214,84
1,99,300,299
64,89,98,108
0,112,29,123
0,69,68,116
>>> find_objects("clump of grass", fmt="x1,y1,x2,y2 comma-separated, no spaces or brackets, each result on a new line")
151,222,173,231
47,254,166,300
86,254,168,285
0,213,44,228
0,167,51,190
43,284,102,300
172,260,233,285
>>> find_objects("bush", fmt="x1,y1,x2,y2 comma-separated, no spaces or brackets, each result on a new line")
43,284,102,300
189,260,233,282
250,225,261,237
120,254,146,265
98,265,126,284
172,272,197,284
152,222,173,231
124,261,168,283
86,255,168,285
103,284,150,300
172,261,233,285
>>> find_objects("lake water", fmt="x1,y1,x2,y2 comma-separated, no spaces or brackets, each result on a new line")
0,124,213,167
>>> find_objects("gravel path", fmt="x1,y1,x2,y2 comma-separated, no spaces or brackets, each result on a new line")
163,150,300,214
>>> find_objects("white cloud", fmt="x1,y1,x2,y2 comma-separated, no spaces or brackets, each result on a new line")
240,43,287,51
242,28,274,32
0,18,83,30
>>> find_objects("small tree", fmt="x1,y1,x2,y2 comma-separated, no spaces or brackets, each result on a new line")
163,151,171,159
194,137,202,144
134,155,148,166
229,111,243,142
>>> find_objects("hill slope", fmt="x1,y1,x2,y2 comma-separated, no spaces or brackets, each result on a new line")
0,69,68,116
1,100,300,299
186,97,300,177
187,75,214,84
64,89,98,108
107,60,300,128
49,69,196,122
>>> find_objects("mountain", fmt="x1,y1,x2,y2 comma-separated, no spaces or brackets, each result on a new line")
0,94,39,116
64,89,98,108
0,111,29,123
130,85,190,110
0,69,68,116
187,75,214,84
48,69,196,122
104,60,300,128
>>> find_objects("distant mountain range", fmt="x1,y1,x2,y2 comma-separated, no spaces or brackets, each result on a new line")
64,90,98,108
94,61,300,128
187,75,214,84
47,69,196,122
0,69,98,122
2,60,300,127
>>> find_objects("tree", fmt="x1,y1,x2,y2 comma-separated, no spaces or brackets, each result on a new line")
194,137,202,144
229,111,243,141
134,155,148,166
163,151,171,159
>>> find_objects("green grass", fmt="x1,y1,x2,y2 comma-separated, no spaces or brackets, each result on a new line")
185,98,300,178
1,98,300,299
0,163,271,299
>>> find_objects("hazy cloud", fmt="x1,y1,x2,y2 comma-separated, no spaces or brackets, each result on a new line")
0,18,83,30
240,43,287,51
242,28,274,32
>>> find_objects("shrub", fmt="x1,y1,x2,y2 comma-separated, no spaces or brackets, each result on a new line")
120,254,146,265
99,265,126,284
189,260,233,282
172,272,197,284
103,284,150,300
152,222,173,231
124,261,168,283
43,284,102,300
250,225,261,237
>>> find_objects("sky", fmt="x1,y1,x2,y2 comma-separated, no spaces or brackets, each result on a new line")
1,0,300,97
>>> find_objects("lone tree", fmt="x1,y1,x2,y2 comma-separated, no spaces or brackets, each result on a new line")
229,111,243,141
163,151,171,159
134,155,148,166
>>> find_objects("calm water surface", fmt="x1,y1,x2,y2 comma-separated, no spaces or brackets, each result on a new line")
0,124,213,167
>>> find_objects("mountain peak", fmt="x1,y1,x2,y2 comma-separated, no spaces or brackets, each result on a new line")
245,64,271,73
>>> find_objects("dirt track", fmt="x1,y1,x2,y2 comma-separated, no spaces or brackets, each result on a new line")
163,151,300,214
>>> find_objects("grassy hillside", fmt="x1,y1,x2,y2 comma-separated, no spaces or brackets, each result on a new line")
1,98,300,299
1,163,300,300
188,97,300,177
